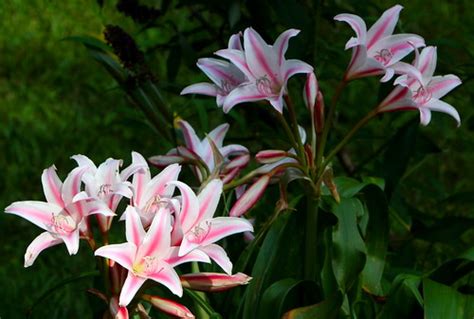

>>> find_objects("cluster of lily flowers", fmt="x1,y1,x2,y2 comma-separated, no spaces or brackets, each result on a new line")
5,4,462,319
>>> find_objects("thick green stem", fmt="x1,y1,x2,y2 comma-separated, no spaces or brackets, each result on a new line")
316,80,347,172
305,195,320,281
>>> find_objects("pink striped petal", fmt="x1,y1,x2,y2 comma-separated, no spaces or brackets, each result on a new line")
416,46,437,79
119,272,147,306
124,206,146,246
225,154,250,170
229,175,270,217
334,14,367,49
428,75,462,100
95,242,136,270
61,229,80,255
425,99,461,127
377,86,417,113
121,151,148,181
168,181,199,232
200,244,233,275
132,152,151,206
164,247,211,267
5,201,60,230
141,164,181,206
273,29,300,66
197,179,223,221
85,199,116,217
303,72,318,111
180,272,252,292
41,166,64,207
221,167,241,184
391,61,423,85
178,120,201,153
96,158,122,187
200,217,254,247
419,107,432,126
220,144,249,158
139,207,172,258
214,49,254,79
24,231,62,267
181,82,218,96
369,34,425,66
208,123,230,148
198,58,245,88
223,83,267,113
367,4,403,49
147,263,183,297
71,154,96,169
282,59,313,83
345,45,384,80
228,32,243,51
142,294,195,318
62,166,88,205
243,27,279,82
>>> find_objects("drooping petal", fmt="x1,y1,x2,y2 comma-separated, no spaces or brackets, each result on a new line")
24,231,63,267
5,201,60,230
229,175,270,217
61,229,80,255
424,98,461,127
334,14,368,49
345,45,384,80
243,27,279,82
41,166,64,207
366,4,403,49
142,294,195,318
95,242,136,270
124,206,146,247
164,247,211,267
200,244,233,275
71,154,97,169
222,83,267,113
141,164,181,206
391,61,423,85
197,179,223,221
282,59,313,84
273,29,300,66
119,272,147,306
178,120,201,153
139,207,172,258
419,107,432,126
428,75,462,100
199,217,254,248
121,151,148,181
147,263,183,297
181,82,218,96
180,272,252,292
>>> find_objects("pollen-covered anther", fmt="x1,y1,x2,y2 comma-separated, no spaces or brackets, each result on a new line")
50,213,76,235
374,48,393,65
187,221,212,244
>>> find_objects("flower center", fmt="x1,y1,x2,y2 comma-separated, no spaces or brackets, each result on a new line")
256,75,275,95
187,221,212,244
50,213,76,235
374,48,392,65
133,256,163,276
98,184,113,197
219,80,234,95
413,86,432,104
143,195,167,215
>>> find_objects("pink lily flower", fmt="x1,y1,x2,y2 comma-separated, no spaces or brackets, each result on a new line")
124,152,182,228
334,5,425,82
215,27,313,113
5,166,114,267
95,206,209,306
181,33,247,107
71,153,145,232
149,120,249,183
378,46,461,126
170,179,254,274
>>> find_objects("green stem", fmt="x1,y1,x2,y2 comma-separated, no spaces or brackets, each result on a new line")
305,195,320,281
284,95,307,168
274,108,299,150
321,110,377,170
184,289,219,318
316,80,347,172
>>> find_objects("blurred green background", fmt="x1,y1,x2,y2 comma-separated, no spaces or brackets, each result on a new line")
1,0,473,317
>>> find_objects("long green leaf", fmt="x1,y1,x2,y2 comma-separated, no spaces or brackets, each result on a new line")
282,291,343,319
377,274,423,319
424,279,474,319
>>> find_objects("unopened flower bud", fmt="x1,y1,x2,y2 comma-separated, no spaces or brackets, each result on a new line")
180,272,252,292
315,91,325,134
141,295,195,318
255,150,289,164
303,72,318,111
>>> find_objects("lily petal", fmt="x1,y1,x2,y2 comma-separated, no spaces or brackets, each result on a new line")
207,123,230,148
228,32,243,51
377,85,417,113
125,206,146,247
214,49,254,80
62,229,80,255
424,98,461,127
369,34,425,66
141,163,181,206
416,46,437,79
168,181,199,232
5,201,60,230
243,27,279,82
273,28,300,65
181,82,218,96
142,294,195,318
62,166,87,206
119,272,147,306
132,153,151,206
147,263,183,297
334,14,368,49
41,166,64,207
428,75,462,100
24,231,62,267
200,244,233,275
95,242,136,270
178,120,201,153
197,179,223,221
139,207,172,258
164,247,211,267
367,4,403,49
200,217,254,247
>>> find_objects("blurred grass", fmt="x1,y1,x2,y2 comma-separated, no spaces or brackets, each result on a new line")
1,0,474,317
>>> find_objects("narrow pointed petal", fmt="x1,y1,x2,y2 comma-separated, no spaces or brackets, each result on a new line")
200,217,254,247
120,151,148,181
424,99,461,127
416,46,437,79
273,29,300,65
141,164,182,205
125,206,146,246
222,83,267,113
229,175,270,217
164,247,211,267
428,75,462,100
283,59,313,83
181,83,218,96
24,232,62,267
139,208,171,258
62,166,88,205
131,152,151,205
168,181,199,232
147,264,183,297
41,166,64,207
219,144,249,158
334,14,368,49
198,179,223,221
369,34,425,66
62,229,80,255
5,201,60,230
221,167,241,184
214,49,253,79
95,242,136,270
200,244,233,275
345,45,384,80
142,294,195,318
391,61,423,85
377,86,417,113
85,199,116,217
180,272,252,292
228,32,243,51
119,272,147,306
207,123,230,148
269,96,284,113
71,154,96,169
197,58,245,88
178,120,201,153
419,107,432,126
380,67,395,82
367,4,403,49
243,27,279,82
149,155,187,167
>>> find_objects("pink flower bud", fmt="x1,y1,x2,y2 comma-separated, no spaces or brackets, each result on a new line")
180,272,252,292
109,296,129,319
229,175,270,217
315,91,325,134
303,72,318,111
141,294,195,318
255,150,289,164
